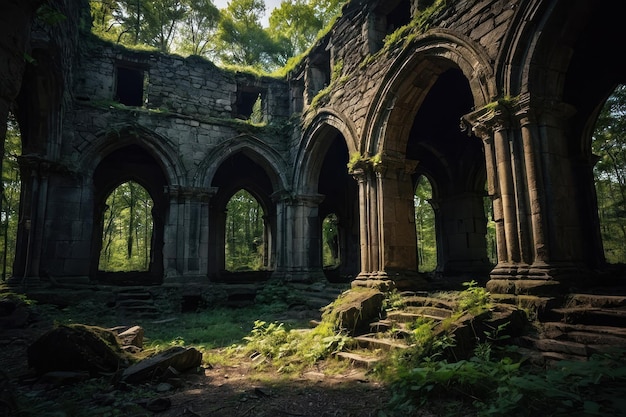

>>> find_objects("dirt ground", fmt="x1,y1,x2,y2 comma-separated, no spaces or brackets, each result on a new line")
0,309,428,417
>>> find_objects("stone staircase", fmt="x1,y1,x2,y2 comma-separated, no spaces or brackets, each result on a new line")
333,289,626,368
518,291,626,363
113,287,160,318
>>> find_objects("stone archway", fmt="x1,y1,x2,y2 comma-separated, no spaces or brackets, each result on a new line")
92,144,168,284
354,31,495,289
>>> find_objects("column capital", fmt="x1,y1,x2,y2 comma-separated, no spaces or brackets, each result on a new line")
461,101,513,141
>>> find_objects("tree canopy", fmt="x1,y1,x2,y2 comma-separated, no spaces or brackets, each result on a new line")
90,0,346,72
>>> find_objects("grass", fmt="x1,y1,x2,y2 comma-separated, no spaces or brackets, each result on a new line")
5,283,626,417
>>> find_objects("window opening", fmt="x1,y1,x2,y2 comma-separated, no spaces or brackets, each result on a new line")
115,66,145,106
385,0,411,35
593,84,626,263
415,176,436,272
99,181,153,271
322,213,339,267
1,113,21,280
235,86,265,120
225,189,264,271
484,187,497,265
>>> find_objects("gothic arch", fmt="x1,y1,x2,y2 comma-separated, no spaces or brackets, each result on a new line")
78,123,185,187
196,134,288,192
90,144,169,282
363,29,496,156
294,110,359,195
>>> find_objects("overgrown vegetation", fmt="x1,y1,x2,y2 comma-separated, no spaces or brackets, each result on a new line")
3,281,626,416
89,0,346,73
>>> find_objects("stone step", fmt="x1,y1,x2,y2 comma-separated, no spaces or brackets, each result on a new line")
403,306,453,319
116,299,155,308
541,322,626,343
386,311,446,323
116,291,153,301
566,293,626,309
334,351,380,368
353,334,409,351
549,307,626,327
520,335,620,359
401,295,457,310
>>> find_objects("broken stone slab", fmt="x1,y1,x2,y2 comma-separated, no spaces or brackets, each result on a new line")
121,346,202,384
27,324,131,377
117,325,144,348
321,288,385,335
0,297,30,329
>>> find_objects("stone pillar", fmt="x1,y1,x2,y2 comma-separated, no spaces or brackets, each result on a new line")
463,97,586,295
272,192,325,282
351,157,426,291
163,186,212,283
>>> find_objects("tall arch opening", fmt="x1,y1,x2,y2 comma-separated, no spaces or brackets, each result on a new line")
405,67,490,280
592,84,626,265
225,189,265,272
92,144,167,285
317,130,359,282
99,181,154,272
210,151,276,282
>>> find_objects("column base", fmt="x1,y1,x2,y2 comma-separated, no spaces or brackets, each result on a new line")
486,261,588,296
351,270,430,292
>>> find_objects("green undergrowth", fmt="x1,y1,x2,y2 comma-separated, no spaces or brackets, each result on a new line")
5,283,626,416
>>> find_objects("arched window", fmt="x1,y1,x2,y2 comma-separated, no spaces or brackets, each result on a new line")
414,176,436,272
99,181,153,271
593,84,626,264
225,189,264,271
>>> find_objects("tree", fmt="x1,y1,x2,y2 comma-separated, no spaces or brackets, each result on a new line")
593,84,626,264
142,0,187,52
225,189,264,270
99,181,153,271
0,114,21,280
267,0,322,66
213,0,275,69
176,0,220,57
414,176,436,272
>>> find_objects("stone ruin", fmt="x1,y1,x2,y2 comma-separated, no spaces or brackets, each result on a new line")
0,0,625,309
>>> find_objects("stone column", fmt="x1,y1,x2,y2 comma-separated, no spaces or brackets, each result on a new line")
351,157,425,291
272,192,325,282
163,186,212,283
463,97,585,295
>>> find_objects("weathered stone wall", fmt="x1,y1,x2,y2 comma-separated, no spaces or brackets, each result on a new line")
4,0,624,296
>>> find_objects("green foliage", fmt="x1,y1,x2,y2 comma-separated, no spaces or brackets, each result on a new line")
387,341,626,417
225,189,264,271
241,319,350,372
414,176,436,272
250,94,264,124
322,213,339,267
456,280,491,314
593,84,626,263
99,181,153,272
1,114,21,280
37,3,67,26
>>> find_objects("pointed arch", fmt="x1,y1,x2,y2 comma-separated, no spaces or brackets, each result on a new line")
294,110,359,195
363,29,496,156
78,123,185,187
195,134,288,192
